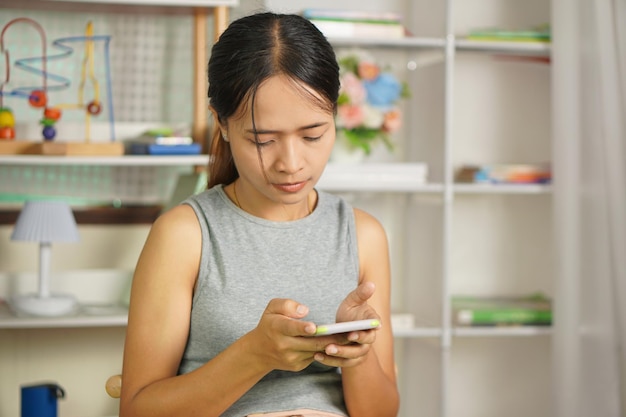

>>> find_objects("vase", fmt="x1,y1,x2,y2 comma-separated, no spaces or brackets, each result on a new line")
330,131,367,163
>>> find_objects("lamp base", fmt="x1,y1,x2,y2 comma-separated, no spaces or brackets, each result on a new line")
11,294,78,317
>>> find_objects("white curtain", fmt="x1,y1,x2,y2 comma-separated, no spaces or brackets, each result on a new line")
552,0,626,416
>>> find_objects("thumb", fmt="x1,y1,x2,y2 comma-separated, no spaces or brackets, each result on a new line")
264,298,309,319
345,281,376,307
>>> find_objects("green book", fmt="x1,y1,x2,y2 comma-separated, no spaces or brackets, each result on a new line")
466,25,551,43
452,293,552,326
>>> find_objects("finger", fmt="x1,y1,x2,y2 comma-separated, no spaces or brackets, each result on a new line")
315,343,372,366
345,328,378,344
344,281,376,308
264,298,309,319
262,299,316,336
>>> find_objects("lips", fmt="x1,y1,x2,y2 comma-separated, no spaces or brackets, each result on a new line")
273,181,307,193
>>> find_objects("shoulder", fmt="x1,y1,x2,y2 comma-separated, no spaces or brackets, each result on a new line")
145,203,201,258
152,203,200,237
131,204,202,306
353,208,388,245
183,187,223,212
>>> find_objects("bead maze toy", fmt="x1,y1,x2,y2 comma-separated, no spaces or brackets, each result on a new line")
0,17,120,155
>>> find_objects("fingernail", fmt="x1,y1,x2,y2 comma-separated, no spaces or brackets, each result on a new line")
305,324,316,334
296,305,307,315
326,346,338,355
315,353,324,362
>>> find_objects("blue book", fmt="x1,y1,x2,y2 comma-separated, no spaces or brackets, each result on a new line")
128,143,202,155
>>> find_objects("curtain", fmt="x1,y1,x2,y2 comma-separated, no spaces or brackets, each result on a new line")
552,0,626,416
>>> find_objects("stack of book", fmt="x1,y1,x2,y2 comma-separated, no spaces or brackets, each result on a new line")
465,24,551,43
455,163,552,184
302,9,407,39
125,128,201,155
452,293,552,326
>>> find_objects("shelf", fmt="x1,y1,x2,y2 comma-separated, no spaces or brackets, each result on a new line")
319,163,437,192
0,154,210,166
0,302,128,329
453,326,552,337
392,326,551,338
0,157,551,194
455,39,551,56
0,302,552,336
329,36,550,57
0,0,237,15
453,183,552,194
329,36,446,50
393,327,443,338
41,0,238,5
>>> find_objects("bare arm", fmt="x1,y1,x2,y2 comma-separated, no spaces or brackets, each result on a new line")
119,205,330,417
312,208,399,417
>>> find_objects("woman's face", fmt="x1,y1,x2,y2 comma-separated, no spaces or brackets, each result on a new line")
225,75,336,216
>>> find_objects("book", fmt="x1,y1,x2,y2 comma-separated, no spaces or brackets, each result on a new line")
302,8,406,39
125,128,201,155
308,18,406,39
452,293,552,326
455,164,552,184
465,25,551,43
302,8,403,24
127,143,201,155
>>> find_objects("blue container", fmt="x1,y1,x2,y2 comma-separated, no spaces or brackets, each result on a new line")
21,383,65,417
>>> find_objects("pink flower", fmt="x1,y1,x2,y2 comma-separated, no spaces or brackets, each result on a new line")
337,104,365,129
358,61,380,81
382,109,402,133
340,72,366,104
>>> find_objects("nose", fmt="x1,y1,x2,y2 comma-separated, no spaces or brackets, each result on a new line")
274,137,304,174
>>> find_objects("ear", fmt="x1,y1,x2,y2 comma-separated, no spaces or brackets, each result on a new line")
209,106,229,141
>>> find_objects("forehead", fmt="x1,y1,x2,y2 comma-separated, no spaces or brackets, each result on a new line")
233,75,333,130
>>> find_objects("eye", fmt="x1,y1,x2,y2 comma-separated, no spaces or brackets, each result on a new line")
248,138,274,147
304,135,323,142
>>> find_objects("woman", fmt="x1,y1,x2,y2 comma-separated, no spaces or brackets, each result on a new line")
119,12,399,417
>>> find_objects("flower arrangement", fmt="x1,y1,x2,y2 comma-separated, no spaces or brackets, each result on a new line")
335,50,410,155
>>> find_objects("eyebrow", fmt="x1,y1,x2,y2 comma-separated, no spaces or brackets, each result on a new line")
245,122,329,135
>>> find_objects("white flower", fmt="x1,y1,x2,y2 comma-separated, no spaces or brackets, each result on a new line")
362,104,385,129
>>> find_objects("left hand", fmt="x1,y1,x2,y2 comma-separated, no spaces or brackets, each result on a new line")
313,281,380,367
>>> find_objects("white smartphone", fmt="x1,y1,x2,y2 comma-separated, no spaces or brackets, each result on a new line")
314,319,381,336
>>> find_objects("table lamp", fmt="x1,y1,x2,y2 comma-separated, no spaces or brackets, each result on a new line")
10,200,80,316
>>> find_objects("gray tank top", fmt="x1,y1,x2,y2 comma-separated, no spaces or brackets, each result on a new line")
178,185,359,417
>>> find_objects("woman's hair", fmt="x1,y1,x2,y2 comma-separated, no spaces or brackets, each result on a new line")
206,12,340,188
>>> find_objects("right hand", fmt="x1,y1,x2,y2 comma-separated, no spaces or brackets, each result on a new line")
248,298,320,372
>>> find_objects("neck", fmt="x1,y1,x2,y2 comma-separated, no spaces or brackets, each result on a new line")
231,180,313,221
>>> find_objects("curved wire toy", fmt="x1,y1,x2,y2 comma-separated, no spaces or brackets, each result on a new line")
0,18,115,141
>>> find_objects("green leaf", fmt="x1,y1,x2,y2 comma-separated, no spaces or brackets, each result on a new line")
337,93,350,106
339,56,360,76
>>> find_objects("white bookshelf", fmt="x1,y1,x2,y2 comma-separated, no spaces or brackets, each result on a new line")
0,155,210,166
0,302,128,329
0,3,236,416
41,0,238,6
320,3,554,417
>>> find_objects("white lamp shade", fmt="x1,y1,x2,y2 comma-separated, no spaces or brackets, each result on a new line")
9,201,80,316
11,201,79,243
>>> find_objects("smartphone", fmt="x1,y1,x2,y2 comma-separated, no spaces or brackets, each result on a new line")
314,319,381,336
